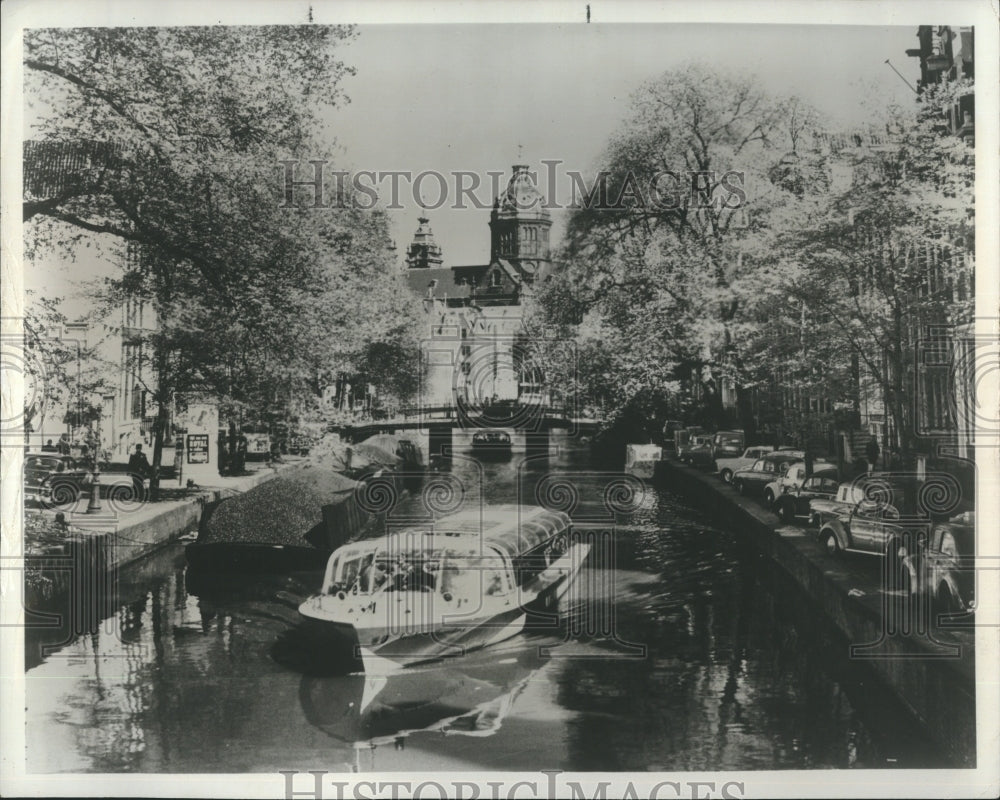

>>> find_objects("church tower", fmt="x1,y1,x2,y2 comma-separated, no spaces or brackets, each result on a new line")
405,215,444,269
489,165,552,276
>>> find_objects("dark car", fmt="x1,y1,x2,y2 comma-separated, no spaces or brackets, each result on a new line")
680,434,715,468
732,451,804,497
23,452,90,507
772,469,840,523
907,511,975,616
817,494,923,586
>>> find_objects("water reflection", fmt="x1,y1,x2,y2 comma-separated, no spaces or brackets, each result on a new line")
25,438,950,772
300,640,546,748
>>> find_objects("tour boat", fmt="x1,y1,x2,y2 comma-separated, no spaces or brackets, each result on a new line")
297,504,590,672
470,430,513,456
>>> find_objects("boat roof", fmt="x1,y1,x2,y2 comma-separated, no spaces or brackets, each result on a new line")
338,505,570,561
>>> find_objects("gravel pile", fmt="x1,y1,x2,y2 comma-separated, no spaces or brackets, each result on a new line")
198,465,364,547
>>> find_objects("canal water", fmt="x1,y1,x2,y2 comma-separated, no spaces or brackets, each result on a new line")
24,435,947,773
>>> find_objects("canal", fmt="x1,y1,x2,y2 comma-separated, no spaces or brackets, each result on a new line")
25,436,948,773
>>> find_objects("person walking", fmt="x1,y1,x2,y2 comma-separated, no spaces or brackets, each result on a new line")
865,436,880,474
128,444,150,501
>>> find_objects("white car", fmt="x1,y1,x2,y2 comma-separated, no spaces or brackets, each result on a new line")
715,445,776,483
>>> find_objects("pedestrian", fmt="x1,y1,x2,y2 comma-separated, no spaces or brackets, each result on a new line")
57,434,71,455
234,435,247,474
865,436,880,474
128,444,150,501
42,439,56,452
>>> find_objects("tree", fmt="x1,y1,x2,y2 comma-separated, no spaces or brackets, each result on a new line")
784,79,974,457
21,292,109,447
22,26,419,495
531,63,822,436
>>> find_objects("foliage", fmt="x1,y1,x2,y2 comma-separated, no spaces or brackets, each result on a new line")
532,63,824,434
22,291,109,437
782,79,975,454
22,25,420,492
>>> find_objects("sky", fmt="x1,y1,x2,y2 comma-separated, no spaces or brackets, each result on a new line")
23,22,924,302
328,24,923,266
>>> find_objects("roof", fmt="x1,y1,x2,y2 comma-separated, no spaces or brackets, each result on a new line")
343,505,571,561
23,139,122,200
405,267,468,299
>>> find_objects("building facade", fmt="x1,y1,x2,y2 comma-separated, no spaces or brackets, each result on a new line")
406,165,552,410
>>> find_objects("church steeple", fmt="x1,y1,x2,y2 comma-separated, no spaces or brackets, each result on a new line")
489,164,552,271
405,214,444,269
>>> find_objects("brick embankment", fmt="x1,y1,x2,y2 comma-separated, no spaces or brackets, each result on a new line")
654,457,976,767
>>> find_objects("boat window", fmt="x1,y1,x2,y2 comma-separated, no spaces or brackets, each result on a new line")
438,549,512,598
322,555,340,594
340,552,369,594
324,548,378,594
376,552,439,593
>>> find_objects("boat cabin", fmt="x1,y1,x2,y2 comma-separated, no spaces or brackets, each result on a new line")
319,505,570,603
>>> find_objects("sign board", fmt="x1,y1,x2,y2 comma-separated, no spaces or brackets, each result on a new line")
175,400,220,485
186,434,209,464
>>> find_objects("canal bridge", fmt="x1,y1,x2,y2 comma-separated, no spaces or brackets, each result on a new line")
338,401,603,457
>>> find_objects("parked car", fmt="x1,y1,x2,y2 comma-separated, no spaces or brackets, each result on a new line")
809,481,870,528
673,427,706,456
679,434,715,467
732,456,780,497
907,510,975,616
772,469,840,523
732,451,804,497
762,459,835,506
715,445,776,483
711,430,745,460
817,496,920,586
23,452,90,507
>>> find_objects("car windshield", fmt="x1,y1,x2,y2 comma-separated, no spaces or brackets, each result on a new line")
26,456,60,470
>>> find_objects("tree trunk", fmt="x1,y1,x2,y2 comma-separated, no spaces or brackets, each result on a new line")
149,397,169,501
735,384,757,442
149,338,171,501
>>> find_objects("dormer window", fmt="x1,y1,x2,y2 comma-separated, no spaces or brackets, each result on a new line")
490,270,502,288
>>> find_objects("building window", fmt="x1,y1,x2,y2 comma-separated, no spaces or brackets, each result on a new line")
491,270,502,288
131,384,143,419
